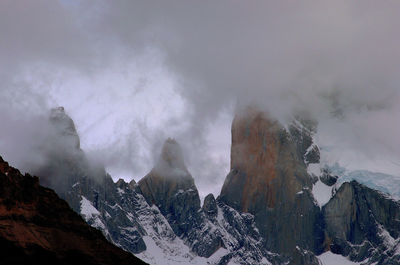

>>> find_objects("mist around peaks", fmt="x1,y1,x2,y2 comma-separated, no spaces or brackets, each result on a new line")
152,138,191,179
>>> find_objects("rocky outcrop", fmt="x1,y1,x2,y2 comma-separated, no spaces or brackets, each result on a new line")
34,107,148,254
138,138,201,237
138,138,225,258
0,156,147,265
323,181,400,264
291,247,321,265
288,116,319,165
202,193,218,218
36,107,90,199
219,108,324,255
319,168,338,186
50,106,81,149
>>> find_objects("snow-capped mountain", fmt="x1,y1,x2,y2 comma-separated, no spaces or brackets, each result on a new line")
33,107,400,265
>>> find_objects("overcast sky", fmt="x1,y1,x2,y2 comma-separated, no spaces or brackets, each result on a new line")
1,0,400,199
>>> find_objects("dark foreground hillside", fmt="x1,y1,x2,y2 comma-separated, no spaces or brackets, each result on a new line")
0,156,147,265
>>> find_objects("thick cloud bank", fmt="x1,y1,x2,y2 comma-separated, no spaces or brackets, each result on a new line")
1,0,400,198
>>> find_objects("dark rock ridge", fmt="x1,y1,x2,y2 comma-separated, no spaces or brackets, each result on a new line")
27,107,400,265
323,181,400,264
37,107,90,199
138,138,202,237
35,107,148,254
0,156,147,265
202,193,218,218
319,168,338,186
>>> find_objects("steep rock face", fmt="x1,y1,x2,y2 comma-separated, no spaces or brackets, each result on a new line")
50,106,81,149
220,108,324,255
209,198,285,265
35,107,147,254
319,168,338,186
288,117,319,165
323,181,400,264
339,169,400,200
138,138,201,237
138,139,225,258
0,156,147,265
202,193,218,218
37,107,89,199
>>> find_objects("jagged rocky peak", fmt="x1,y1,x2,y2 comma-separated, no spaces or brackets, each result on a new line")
128,178,137,189
219,107,324,255
323,181,400,264
116,178,128,189
319,168,338,186
220,107,314,211
202,193,218,218
138,138,201,236
116,177,138,192
139,138,196,193
36,107,89,193
0,155,147,265
288,114,320,165
153,137,189,178
49,106,81,150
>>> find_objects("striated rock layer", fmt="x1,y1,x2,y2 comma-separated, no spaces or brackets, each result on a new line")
0,156,147,265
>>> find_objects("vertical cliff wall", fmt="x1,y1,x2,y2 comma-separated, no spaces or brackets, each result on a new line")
219,108,324,254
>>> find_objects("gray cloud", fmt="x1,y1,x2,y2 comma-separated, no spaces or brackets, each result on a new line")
1,0,400,199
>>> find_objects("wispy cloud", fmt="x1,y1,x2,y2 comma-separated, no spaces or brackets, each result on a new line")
1,0,400,198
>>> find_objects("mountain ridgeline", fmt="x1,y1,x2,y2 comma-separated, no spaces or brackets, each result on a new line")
31,107,400,265
0,156,147,265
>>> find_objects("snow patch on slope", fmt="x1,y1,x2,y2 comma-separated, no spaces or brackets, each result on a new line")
80,196,107,231
307,163,335,207
134,192,206,265
80,196,100,218
307,163,321,177
138,235,204,265
312,180,334,207
318,252,360,265
377,224,399,252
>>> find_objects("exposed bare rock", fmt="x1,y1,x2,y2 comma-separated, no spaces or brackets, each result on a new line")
34,107,148,254
323,181,400,264
138,138,201,236
202,193,218,218
319,168,338,186
0,156,147,265
220,108,324,256
50,106,81,149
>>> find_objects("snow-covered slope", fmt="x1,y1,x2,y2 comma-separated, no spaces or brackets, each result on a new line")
318,252,360,265
339,169,400,200
72,176,281,265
